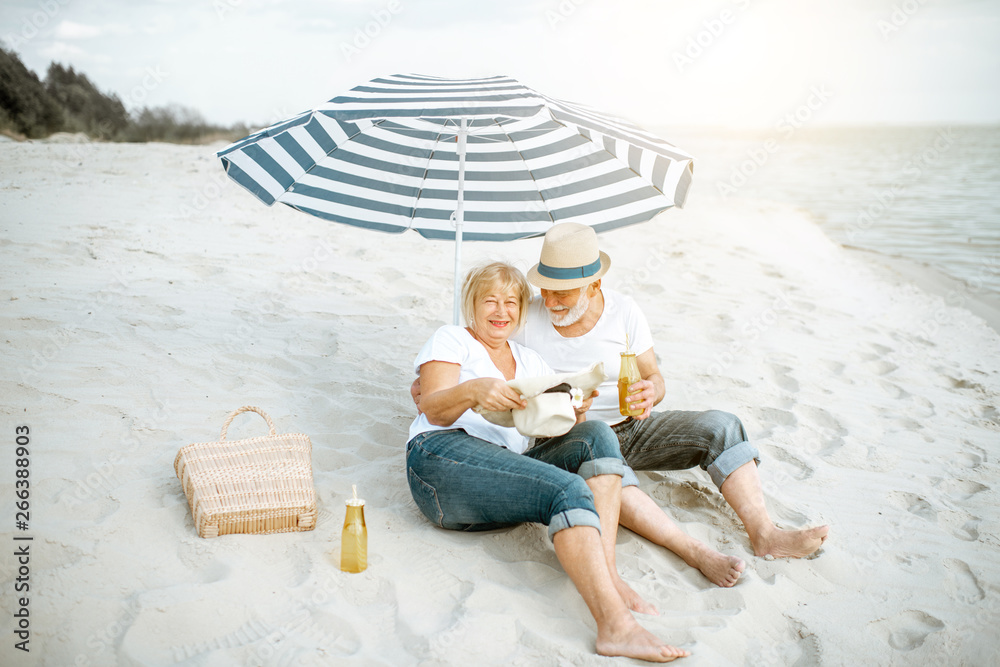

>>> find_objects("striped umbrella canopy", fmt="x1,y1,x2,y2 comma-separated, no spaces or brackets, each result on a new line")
216,74,694,321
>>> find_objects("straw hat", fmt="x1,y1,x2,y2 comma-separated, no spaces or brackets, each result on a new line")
527,223,611,290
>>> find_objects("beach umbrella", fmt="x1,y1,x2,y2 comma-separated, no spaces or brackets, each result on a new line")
216,74,694,324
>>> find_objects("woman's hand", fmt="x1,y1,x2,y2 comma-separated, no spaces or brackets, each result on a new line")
573,389,598,423
471,378,527,412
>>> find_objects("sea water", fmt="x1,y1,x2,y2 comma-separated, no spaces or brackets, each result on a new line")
666,125,1000,308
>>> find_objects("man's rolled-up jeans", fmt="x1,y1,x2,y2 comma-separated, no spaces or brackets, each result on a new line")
613,409,761,489
406,420,623,542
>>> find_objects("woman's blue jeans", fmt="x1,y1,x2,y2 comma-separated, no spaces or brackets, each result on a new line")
406,420,623,541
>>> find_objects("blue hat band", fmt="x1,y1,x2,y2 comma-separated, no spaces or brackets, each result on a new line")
536,258,602,280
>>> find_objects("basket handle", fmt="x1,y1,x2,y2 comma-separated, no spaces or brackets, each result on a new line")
219,406,277,441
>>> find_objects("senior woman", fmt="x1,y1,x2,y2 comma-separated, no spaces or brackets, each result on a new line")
406,261,688,663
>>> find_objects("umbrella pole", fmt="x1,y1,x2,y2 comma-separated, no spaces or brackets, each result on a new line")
453,117,468,326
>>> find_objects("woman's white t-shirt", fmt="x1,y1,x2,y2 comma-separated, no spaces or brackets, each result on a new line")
408,325,552,454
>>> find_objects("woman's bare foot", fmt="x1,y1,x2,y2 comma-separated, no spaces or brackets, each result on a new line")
596,614,690,663
613,575,659,615
681,541,745,587
753,525,829,558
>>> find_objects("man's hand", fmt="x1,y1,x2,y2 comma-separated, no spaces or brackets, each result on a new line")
626,380,656,420
634,348,665,419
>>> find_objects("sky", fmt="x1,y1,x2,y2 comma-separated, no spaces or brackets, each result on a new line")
1,0,999,131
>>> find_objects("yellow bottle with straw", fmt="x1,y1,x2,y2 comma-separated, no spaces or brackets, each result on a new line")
341,485,367,573
618,334,643,418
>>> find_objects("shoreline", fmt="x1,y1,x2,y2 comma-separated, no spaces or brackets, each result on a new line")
842,245,1000,335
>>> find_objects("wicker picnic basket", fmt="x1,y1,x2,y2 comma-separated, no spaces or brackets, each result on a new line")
174,406,317,538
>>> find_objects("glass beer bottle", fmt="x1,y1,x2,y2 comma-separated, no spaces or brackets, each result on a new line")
341,497,367,573
618,352,643,418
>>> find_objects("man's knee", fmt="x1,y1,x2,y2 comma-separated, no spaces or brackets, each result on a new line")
704,410,749,449
569,420,621,460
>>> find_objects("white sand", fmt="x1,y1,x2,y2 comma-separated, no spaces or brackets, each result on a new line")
1,140,998,666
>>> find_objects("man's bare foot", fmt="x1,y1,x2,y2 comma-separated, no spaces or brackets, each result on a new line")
682,541,745,587
613,575,659,616
753,525,829,558
596,615,690,663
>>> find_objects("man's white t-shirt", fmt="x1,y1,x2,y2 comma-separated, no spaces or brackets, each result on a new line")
409,325,553,454
515,289,654,425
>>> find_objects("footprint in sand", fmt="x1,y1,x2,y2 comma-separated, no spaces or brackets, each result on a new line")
942,558,984,604
942,443,986,477
892,416,923,431
768,446,813,481
888,491,981,541
815,435,846,458
953,451,984,469
853,350,880,363
887,491,936,521
869,610,945,651
755,407,797,429
893,553,930,576
869,343,894,356
947,376,986,392
768,364,800,393
822,360,846,376
867,359,899,376
638,282,666,296
944,515,980,542
933,478,988,502
796,406,846,437
978,403,1000,426
877,379,910,399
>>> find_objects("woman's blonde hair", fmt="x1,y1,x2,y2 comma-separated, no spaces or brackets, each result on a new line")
461,262,533,335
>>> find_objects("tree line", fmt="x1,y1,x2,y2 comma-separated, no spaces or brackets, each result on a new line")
0,47,249,143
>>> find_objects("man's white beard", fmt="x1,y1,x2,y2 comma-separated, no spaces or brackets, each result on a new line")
548,291,590,327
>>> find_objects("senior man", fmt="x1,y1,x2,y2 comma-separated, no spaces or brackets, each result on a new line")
516,223,829,561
